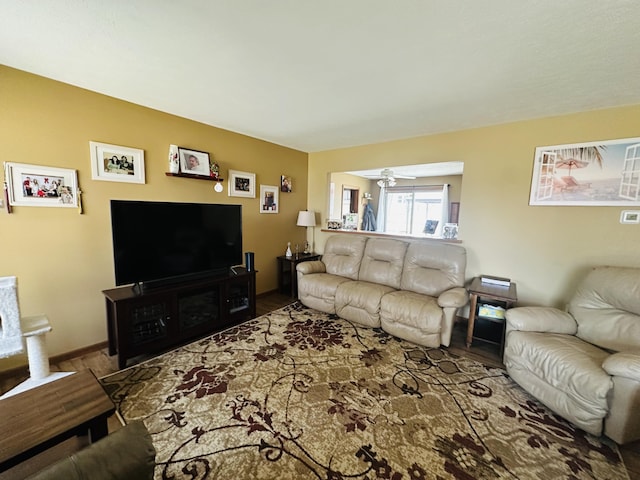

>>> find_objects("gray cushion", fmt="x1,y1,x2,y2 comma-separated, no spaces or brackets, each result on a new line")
27,420,156,480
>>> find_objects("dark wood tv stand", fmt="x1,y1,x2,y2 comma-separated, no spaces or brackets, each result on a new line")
103,268,256,369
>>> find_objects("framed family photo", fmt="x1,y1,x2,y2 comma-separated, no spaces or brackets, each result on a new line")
90,141,145,184
228,170,256,198
260,185,279,213
178,147,211,177
4,162,79,208
280,175,292,192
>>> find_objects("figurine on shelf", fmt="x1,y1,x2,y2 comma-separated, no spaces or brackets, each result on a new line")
285,242,292,258
168,144,180,173
210,161,220,180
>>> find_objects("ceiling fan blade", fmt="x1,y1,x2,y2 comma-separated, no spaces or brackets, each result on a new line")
394,174,416,179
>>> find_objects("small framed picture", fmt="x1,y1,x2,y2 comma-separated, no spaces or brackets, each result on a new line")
281,175,292,192
424,219,439,235
178,147,211,177
4,162,79,208
260,185,279,213
620,210,640,224
90,141,145,184
228,170,256,198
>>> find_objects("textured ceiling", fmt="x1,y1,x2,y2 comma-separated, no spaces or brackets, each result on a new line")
1,1,639,152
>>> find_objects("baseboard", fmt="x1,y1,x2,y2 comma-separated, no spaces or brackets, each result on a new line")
0,341,109,380
256,288,280,298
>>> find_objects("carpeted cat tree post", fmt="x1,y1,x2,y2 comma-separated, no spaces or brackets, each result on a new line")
0,276,72,399
0,276,24,360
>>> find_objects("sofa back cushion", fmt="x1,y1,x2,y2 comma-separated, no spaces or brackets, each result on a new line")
358,238,408,288
322,235,368,280
401,241,466,296
570,266,640,352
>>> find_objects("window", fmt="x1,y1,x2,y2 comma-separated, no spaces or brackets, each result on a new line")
382,186,444,236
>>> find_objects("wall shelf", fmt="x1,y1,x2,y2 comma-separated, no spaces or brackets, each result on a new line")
165,172,223,182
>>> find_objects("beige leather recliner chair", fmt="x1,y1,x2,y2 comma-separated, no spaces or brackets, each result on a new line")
504,266,640,444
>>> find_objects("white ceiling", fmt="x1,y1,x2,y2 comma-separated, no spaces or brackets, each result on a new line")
1,1,639,153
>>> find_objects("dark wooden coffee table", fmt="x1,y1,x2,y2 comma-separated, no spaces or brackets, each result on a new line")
0,369,115,472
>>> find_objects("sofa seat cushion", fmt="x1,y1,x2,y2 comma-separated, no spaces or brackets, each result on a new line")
505,331,612,434
298,273,351,314
335,280,396,328
380,290,443,347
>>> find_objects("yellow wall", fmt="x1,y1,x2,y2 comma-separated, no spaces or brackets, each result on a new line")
327,172,372,226
309,105,640,307
3,63,639,370
0,66,308,369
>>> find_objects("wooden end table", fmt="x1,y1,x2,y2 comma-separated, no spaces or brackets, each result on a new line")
277,253,321,297
465,277,517,354
0,369,115,472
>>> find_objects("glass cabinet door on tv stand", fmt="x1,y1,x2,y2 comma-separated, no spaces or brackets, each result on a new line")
177,287,221,338
130,298,170,348
103,269,257,369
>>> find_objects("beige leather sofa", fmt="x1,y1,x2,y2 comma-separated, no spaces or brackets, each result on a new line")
297,235,468,347
504,266,640,444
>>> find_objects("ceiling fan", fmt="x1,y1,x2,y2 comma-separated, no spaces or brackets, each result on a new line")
364,168,415,187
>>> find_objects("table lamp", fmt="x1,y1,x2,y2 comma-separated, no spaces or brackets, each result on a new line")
296,210,316,254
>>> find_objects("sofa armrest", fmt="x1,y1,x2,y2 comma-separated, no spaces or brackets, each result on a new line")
437,287,469,308
505,306,578,334
26,421,156,480
296,260,326,275
603,352,640,382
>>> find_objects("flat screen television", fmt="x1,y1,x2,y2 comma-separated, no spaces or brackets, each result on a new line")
110,200,243,289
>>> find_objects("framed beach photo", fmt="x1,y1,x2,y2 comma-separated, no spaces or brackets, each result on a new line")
228,170,256,198
90,141,145,184
259,185,279,213
4,162,79,208
529,137,640,206
178,147,211,177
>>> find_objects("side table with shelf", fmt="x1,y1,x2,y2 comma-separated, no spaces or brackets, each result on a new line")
277,253,321,297
0,370,115,472
465,277,517,355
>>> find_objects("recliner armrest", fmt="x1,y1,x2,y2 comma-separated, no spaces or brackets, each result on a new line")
603,352,640,382
296,260,326,275
437,287,468,308
505,306,578,334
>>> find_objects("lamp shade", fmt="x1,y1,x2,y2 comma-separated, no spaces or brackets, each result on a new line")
296,210,316,227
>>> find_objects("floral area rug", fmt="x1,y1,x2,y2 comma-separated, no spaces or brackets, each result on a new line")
100,302,628,480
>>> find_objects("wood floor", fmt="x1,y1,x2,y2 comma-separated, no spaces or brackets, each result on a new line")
1,291,638,479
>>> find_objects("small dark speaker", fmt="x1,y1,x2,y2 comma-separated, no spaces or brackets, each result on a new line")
245,252,255,272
